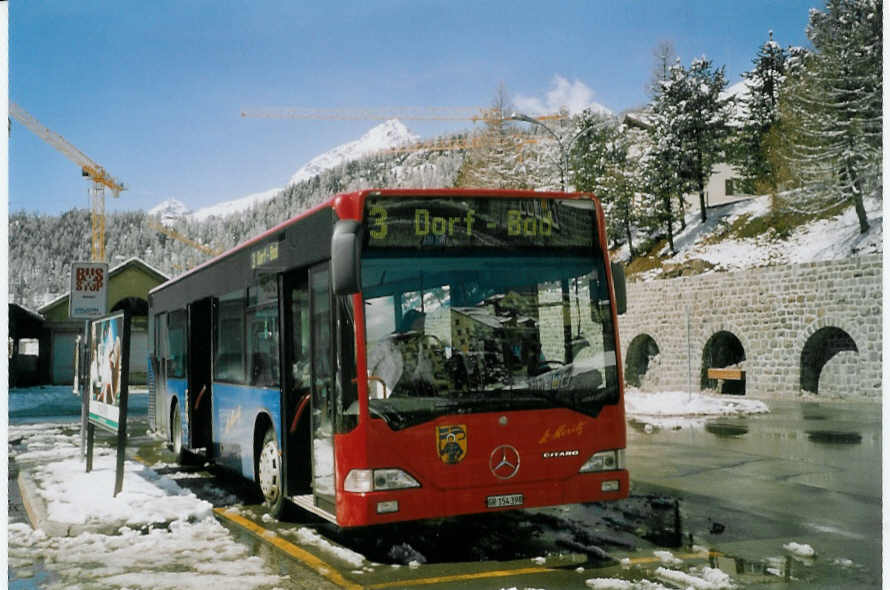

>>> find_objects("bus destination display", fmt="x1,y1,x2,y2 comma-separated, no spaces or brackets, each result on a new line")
365,197,595,250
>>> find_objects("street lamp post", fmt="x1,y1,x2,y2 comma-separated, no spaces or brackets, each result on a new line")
510,112,604,192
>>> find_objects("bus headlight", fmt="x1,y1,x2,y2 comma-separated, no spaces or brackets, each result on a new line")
579,449,625,473
344,468,421,492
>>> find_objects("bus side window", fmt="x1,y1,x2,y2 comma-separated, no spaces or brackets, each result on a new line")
247,307,279,387
215,290,246,383
168,310,187,379
287,284,311,392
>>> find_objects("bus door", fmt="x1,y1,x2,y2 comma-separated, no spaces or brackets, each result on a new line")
281,271,312,498
155,312,170,430
187,297,213,453
310,264,336,513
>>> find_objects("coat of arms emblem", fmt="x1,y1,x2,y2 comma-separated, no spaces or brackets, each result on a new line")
436,424,467,464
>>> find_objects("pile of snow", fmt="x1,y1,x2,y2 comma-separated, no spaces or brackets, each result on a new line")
289,119,419,186
280,526,367,569
584,566,735,590
8,519,283,590
625,389,769,431
32,455,213,528
655,566,735,589
653,550,683,566
8,423,284,590
783,541,816,557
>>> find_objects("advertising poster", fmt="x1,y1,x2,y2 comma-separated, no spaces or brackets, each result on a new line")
88,311,130,432
69,262,108,319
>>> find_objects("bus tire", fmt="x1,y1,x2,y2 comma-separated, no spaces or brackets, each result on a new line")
257,427,285,519
170,400,199,465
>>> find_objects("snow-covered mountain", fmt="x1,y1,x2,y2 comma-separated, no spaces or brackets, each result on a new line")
289,119,419,185
190,188,282,222
148,199,191,225
149,119,419,223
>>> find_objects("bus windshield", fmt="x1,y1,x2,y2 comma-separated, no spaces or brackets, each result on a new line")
362,253,619,430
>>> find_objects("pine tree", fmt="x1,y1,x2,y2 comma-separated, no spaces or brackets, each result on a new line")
676,58,733,223
779,0,881,233
645,60,694,252
734,31,788,191
570,110,642,255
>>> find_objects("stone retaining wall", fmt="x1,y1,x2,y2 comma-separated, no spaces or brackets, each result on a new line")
618,255,882,399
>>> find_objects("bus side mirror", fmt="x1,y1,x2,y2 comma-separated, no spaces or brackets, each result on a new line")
332,220,363,295
611,261,627,315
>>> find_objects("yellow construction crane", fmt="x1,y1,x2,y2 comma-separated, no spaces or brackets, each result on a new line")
146,219,224,258
10,102,125,262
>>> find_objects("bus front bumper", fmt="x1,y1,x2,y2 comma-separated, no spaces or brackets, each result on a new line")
335,469,629,527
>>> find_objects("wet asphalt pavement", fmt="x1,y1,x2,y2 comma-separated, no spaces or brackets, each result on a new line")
627,397,882,588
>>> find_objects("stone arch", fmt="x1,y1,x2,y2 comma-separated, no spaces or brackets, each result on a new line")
800,326,858,394
700,330,746,394
624,333,660,388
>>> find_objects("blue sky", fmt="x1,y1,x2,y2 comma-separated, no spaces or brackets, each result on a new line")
10,0,818,215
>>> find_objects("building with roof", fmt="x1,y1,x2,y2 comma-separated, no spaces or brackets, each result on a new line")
36,258,168,385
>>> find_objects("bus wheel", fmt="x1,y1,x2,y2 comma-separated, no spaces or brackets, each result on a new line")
257,428,285,518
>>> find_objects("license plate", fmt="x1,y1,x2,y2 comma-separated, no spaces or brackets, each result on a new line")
486,493,524,508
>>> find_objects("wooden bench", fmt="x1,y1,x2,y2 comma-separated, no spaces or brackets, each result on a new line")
707,368,745,381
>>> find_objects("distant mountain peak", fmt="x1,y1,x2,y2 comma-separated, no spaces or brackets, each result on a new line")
148,198,191,225
289,119,419,186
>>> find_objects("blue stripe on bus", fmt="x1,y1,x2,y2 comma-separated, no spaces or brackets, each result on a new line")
212,383,282,480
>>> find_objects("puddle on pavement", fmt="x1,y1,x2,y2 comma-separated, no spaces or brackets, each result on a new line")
705,419,750,437
806,430,863,444
317,494,687,566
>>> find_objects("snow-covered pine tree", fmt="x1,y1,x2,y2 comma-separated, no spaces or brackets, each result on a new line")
674,57,732,223
779,0,881,233
734,31,788,191
570,110,642,255
645,60,694,252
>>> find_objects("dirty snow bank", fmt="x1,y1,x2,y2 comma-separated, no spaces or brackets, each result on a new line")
655,565,735,589
625,389,769,431
783,541,816,557
8,519,284,590
9,423,284,589
35,455,213,527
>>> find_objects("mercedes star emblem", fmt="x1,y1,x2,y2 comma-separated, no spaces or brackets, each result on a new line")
489,444,520,479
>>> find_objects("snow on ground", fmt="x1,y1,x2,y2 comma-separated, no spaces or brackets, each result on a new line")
279,526,367,569
783,541,816,558
8,520,284,590
625,388,769,431
628,194,882,280
654,566,734,589
34,454,213,528
9,423,285,589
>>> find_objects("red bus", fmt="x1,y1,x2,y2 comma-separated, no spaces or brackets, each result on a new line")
148,188,628,527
